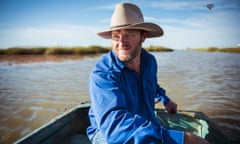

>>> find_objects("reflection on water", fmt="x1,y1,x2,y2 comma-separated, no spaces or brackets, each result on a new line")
0,51,240,143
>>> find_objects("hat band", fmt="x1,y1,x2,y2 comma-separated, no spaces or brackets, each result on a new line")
110,24,131,29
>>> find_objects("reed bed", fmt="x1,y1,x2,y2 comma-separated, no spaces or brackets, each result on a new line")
188,47,240,53
0,46,110,55
144,45,173,52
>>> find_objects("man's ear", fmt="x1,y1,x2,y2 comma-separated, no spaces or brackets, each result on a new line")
141,32,147,43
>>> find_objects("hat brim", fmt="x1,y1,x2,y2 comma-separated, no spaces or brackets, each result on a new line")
97,22,164,39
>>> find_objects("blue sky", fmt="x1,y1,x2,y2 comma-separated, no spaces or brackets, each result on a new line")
0,0,239,49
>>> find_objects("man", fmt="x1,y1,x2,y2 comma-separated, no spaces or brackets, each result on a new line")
87,3,209,144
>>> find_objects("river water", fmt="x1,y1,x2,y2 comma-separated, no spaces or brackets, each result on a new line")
0,51,239,143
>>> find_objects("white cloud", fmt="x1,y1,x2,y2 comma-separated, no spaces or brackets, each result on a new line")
0,24,111,48
145,22,239,49
158,26,222,48
143,5,240,49
150,1,210,10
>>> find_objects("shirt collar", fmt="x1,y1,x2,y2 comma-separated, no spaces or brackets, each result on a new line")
110,50,126,70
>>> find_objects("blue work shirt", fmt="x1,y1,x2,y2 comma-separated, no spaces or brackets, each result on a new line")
87,49,184,144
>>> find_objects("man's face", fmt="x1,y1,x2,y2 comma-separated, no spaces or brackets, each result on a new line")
111,29,145,63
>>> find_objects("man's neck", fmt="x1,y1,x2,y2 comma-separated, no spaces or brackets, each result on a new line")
125,55,141,74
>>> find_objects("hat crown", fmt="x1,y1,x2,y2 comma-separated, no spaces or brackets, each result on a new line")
97,3,163,39
110,3,144,28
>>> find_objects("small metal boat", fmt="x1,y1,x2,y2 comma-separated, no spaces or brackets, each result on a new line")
15,102,234,144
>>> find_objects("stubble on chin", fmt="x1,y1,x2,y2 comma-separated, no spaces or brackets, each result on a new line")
118,54,131,62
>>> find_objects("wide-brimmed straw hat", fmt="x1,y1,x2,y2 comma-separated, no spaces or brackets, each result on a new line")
97,3,164,39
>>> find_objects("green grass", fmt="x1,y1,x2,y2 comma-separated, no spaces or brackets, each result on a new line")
188,47,240,53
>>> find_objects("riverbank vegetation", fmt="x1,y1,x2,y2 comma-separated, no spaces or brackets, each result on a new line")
0,45,173,55
144,45,173,52
0,46,110,55
188,47,240,53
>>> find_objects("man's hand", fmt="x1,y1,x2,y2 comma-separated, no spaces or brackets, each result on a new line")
184,132,209,144
164,100,177,114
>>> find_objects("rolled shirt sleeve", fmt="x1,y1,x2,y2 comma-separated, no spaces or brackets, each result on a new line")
155,85,170,105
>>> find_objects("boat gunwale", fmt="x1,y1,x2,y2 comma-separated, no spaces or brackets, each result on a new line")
14,102,91,144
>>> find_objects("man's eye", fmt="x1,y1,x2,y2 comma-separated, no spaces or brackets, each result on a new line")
125,34,134,38
112,35,119,39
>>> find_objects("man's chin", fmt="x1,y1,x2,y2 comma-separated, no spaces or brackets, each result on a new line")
118,54,132,62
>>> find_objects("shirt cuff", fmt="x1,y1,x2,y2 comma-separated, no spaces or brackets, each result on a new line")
155,95,170,105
